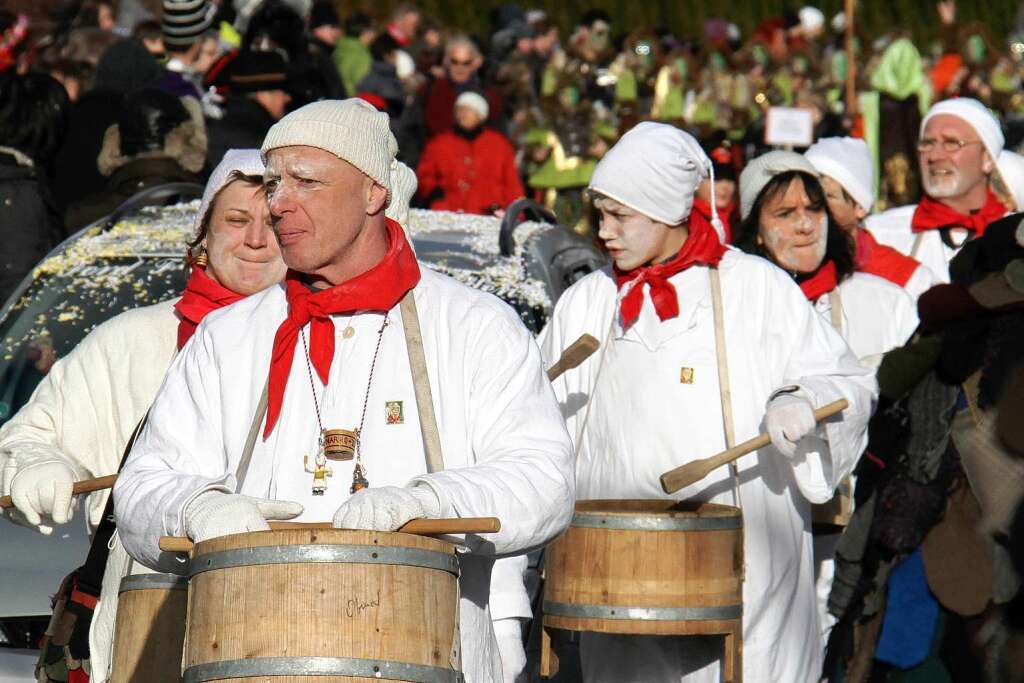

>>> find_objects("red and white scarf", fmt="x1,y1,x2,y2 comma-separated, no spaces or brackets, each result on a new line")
614,216,726,328
174,266,245,349
263,219,420,438
911,191,1006,237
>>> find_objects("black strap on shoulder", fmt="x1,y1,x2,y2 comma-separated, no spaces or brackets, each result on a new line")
73,413,149,597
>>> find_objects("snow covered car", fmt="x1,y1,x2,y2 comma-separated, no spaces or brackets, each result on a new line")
0,195,605,677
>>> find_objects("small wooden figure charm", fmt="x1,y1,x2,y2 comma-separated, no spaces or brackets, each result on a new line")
350,463,369,494
304,452,333,495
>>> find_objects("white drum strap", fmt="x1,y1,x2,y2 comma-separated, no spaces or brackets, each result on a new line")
709,268,742,509
828,288,843,334
910,232,925,260
233,291,446,486
399,290,446,473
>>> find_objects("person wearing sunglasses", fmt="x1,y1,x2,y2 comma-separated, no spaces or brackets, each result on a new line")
422,33,501,138
866,97,1010,283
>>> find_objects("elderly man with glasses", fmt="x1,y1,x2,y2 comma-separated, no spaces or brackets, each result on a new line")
422,33,502,138
865,97,1010,282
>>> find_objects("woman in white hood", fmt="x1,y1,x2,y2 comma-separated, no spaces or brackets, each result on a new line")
0,149,285,682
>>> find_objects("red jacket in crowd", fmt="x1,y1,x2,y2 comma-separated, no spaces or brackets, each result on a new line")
417,127,524,215
423,78,503,138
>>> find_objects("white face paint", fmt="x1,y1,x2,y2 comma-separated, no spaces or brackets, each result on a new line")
594,195,687,270
757,176,829,274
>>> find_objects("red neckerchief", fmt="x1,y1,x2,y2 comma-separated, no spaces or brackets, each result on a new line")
263,219,420,439
690,198,734,244
613,217,726,329
174,266,245,350
855,229,921,287
911,191,1007,236
798,260,838,302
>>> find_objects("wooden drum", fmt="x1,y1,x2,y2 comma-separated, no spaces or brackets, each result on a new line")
541,500,744,682
110,573,188,683
182,527,462,683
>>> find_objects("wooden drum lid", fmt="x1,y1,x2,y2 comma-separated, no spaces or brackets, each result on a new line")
541,500,744,682
182,528,462,683
110,573,188,683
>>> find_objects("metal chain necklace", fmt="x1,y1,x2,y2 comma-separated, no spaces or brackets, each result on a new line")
299,313,389,495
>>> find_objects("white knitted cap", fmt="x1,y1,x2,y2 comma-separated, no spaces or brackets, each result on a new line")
739,150,820,220
921,97,1004,162
799,6,825,32
192,148,265,240
385,161,417,230
996,150,1024,212
261,98,398,194
805,137,876,212
454,91,489,119
589,121,720,237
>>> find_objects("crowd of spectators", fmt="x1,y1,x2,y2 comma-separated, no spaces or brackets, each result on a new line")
3,0,1024,290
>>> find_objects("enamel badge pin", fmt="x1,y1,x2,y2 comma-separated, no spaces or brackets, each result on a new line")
385,401,404,425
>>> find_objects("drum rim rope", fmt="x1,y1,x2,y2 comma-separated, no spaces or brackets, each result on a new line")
118,573,189,592
188,544,460,578
543,601,742,621
181,655,465,683
570,513,742,531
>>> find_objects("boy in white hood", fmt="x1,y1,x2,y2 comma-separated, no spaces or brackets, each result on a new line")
538,122,877,682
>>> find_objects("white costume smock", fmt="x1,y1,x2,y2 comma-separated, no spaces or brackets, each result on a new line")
114,268,575,683
537,249,878,683
0,300,178,682
810,272,918,652
865,204,1009,285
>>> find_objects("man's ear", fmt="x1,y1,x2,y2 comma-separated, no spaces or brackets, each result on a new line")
367,182,388,215
982,151,995,175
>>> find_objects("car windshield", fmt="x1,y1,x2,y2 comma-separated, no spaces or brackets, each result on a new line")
0,204,193,426
0,205,559,429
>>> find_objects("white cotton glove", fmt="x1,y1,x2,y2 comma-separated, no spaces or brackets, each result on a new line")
332,485,442,531
764,393,817,458
2,459,77,535
183,491,304,543
493,617,528,683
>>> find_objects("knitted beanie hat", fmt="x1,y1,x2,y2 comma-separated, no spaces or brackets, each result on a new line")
261,98,398,195
162,0,213,49
454,91,489,120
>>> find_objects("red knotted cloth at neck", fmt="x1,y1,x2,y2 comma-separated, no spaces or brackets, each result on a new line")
263,218,420,439
911,191,1007,236
614,216,726,329
798,259,838,302
690,197,735,244
174,266,245,350
855,229,921,287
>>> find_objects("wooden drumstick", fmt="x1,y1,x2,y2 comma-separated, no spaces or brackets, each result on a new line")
546,334,600,382
0,474,118,509
158,517,502,553
660,399,849,494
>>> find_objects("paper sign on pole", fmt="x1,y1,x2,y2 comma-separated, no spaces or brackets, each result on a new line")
765,107,815,148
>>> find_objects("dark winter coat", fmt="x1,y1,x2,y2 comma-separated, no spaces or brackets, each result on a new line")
64,157,199,231
205,97,277,176
0,153,64,303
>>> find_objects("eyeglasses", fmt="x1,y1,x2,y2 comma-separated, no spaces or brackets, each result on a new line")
917,137,984,153
447,58,474,67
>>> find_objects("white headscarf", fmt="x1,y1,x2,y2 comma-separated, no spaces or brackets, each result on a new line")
588,121,723,240
996,150,1024,212
805,137,876,212
192,148,265,240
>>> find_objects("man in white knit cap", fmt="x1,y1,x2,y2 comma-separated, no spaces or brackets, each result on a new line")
538,121,876,683
114,98,574,683
866,97,1010,282
805,137,939,299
